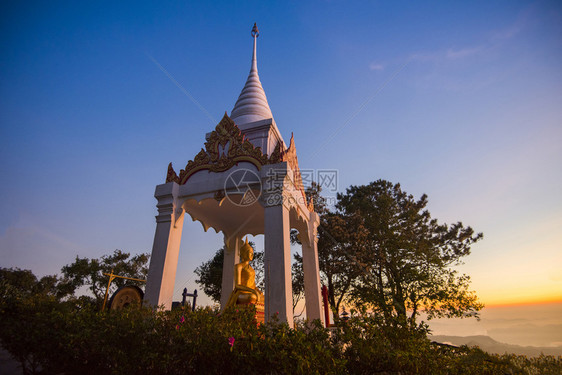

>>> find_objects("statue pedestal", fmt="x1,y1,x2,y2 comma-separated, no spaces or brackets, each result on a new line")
255,301,265,325
237,301,265,325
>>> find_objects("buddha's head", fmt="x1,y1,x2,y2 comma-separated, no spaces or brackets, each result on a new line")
240,237,254,262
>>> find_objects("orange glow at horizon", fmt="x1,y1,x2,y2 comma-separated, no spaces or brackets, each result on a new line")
481,291,562,308
484,298,562,308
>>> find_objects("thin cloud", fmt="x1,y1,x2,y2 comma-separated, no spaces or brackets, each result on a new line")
549,270,562,282
411,10,529,64
409,51,441,63
0,219,88,276
369,62,384,71
490,2,533,42
491,25,522,41
446,46,483,60
409,46,483,62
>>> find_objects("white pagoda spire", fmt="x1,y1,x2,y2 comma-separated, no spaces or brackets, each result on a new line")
231,23,273,125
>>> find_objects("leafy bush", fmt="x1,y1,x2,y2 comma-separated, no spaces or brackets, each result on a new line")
0,289,560,375
0,288,342,375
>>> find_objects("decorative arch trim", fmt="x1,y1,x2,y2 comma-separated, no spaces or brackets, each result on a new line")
165,113,284,185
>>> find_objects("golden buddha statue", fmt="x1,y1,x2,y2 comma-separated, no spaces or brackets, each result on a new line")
226,238,264,309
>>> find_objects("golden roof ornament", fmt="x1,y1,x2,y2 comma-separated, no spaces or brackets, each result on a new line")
165,113,284,184
251,23,259,38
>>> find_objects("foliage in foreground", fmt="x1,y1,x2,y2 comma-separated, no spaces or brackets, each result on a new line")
1,289,560,375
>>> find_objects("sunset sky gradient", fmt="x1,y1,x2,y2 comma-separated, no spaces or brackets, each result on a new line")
1,1,561,344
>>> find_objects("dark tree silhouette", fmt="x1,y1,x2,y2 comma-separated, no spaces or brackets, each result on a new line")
336,179,484,323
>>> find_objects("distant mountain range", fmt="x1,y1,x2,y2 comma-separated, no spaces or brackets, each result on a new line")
430,335,562,357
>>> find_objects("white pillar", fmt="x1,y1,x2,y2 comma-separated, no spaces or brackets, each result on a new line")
220,235,241,310
302,213,324,324
264,202,293,327
144,183,184,310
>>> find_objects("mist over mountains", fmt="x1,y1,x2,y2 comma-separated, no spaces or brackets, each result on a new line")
425,302,562,352
430,335,562,357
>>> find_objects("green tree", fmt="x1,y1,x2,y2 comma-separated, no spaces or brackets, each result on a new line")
317,211,369,314
194,247,226,303
0,267,68,299
292,182,363,314
335,179,484,323
60,249,149,305
291,253,305,312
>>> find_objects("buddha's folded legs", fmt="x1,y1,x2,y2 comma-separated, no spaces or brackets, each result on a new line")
237,291,258,305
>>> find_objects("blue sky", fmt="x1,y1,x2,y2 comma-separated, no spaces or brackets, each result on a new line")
1,0,561,324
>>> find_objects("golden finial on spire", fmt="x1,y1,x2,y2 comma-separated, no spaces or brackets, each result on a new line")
251,23,259,38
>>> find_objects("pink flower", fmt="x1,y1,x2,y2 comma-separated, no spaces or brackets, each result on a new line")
228,337,235,347
175,325,180,330
179,316,185,324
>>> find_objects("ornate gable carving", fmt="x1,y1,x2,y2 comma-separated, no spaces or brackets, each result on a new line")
166,113,282,185
165,114,312,211
279,133,310,210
